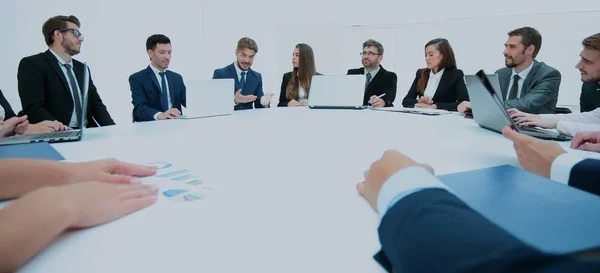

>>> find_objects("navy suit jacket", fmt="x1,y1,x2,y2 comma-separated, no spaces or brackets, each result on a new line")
375,189,600,273
567,158,600,196
129,66,186,122
212,63,265,111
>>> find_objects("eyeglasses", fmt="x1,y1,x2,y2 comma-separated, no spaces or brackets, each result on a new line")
360,51,380,57
57,28,83,38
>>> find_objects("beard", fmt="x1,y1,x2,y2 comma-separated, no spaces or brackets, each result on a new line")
61,39,80,56
363,59,377,69
504,57,517,68
582,74,600,83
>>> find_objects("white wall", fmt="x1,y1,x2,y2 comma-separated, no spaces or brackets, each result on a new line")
0,0,599,125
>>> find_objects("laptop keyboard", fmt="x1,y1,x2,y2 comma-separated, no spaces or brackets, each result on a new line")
30,131,80,140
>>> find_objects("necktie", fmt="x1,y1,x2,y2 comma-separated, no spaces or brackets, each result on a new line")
508,74,520,100
63,64,83,126
159,72,168,111
365,72,372,90
240,71,247,91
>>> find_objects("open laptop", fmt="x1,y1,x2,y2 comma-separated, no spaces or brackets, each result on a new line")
308,75,367,110
465,71,571,141
0,63,89,146
176,79,234,119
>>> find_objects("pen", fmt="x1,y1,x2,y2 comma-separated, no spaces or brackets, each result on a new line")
377,93,386,98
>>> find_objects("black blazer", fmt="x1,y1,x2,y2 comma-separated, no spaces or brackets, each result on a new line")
580,82,600,113
568,159,600,196
375,189,600,273
0,89,16,120
17,50,115,127
402,67,469,111
347,66,397,107
278,72,322,107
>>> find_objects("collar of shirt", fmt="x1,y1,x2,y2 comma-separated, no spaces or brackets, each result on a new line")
49,48,72,67
429,68,445,81
364,65,381,79
149,64,167,78
234,62,248,81
511,61,534,80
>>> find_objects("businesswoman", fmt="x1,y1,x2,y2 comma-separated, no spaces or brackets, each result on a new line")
278,43,319,107
402,38,468,111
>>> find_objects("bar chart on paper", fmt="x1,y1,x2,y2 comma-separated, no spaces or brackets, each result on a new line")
146,161,215,203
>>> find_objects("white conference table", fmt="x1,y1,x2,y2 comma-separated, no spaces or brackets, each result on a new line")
14,107,600,273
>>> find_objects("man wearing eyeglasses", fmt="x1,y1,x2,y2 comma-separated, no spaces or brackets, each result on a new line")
347,39,397,108
17,15,115,129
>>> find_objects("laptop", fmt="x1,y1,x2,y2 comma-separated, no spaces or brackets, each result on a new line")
466,71,572,141
176,79,234,119
308,75,367,110
0,63,90,146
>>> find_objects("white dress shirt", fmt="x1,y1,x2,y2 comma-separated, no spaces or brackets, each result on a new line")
298,85,306,101
49,48,82,128
0,105,5,121
550,153,586,185
423,68,445,98
149,64,172,120
540,107,600,136
506,61,534,100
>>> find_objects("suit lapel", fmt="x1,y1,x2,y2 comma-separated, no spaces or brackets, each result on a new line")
498,69,511,99
521,60,541,96
73,62,85,95
166,71,177,104
146,66,161,92
228,63,241,91
44,50,71,97
433,69,452,99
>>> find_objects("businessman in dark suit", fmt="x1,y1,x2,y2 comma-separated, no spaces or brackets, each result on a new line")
347,39,397,107
129,34,186,122
212,37,274,111
17,15,114,129
580,82,600,112
357,149,600,273
458,27,561,115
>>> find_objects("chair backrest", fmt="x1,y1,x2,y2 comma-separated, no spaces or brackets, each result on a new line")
555,107,572,114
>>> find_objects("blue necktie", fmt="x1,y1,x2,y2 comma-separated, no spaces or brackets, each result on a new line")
159,72,168,111
365,72,372,90
240,71,246,91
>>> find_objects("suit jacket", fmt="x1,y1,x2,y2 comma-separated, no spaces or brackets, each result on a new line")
375,189,600,273
17,50,115,127
0,89,16,120
580,82,600,113
496,60,561,114
212,63,265,111
347,66,397,107
568,159,600,196
277,72,322,107
402,67,469,111
129,66,186,122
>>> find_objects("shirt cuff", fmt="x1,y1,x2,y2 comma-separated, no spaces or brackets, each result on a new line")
377,166,451,217
153,112,161,120
550,153,585,185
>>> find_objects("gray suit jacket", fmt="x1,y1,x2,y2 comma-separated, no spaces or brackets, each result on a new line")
495,60,561,114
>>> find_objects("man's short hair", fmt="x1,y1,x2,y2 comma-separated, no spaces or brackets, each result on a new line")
508,27,542,58
42,15,81,46
582,33,600,52
146,34,171,50
237,37,258,53
363,39,384,55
